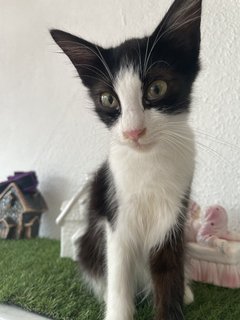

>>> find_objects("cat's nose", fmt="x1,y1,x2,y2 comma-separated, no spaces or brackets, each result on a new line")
123,128,146,141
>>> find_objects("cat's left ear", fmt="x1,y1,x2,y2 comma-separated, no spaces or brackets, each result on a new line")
151,0,202,60
50,29,107,87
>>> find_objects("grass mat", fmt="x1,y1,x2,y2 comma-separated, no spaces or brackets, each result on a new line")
1,239,240,320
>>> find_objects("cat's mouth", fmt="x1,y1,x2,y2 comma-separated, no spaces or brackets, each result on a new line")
127,140,156,152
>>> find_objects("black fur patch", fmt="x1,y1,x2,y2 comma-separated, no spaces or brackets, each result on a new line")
78,162,117,277
149,193,190,320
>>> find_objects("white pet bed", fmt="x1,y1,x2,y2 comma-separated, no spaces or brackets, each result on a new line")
187,241,240,288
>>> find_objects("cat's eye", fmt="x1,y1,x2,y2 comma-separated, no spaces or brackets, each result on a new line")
146,80,167,101
100,92,119,109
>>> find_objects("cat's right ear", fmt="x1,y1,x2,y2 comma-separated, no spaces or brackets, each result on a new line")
50,29,105,86
151,0,202,63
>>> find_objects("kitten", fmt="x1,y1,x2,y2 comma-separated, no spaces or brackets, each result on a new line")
51,0,202,319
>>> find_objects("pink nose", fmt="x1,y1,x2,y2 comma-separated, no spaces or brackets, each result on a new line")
123,128,146,141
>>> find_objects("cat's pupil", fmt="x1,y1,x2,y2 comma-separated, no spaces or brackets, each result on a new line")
152,85,160,95
108,95,113,105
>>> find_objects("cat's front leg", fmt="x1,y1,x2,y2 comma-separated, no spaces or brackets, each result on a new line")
104,224,135,320
150,235,185,320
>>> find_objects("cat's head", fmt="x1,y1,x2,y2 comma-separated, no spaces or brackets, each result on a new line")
51,0,202,152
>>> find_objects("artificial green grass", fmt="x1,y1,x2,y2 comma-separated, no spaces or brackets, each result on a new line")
1,239,240,320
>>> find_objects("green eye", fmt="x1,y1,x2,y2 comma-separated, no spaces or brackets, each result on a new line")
100,92,119,109
146,80,167,101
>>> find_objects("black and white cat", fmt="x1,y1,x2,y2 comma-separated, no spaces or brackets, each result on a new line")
51,0,202,319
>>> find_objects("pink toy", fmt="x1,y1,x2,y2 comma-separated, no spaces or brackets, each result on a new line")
197,205,240,254
186,204,240,288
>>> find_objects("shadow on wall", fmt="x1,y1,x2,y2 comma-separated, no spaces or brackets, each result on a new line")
39,175,69,239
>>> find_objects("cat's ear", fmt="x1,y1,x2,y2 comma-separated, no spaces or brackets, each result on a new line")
50,29,106,86
152,0,202,59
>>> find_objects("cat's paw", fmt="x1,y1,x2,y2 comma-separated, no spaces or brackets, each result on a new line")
184,285,194,305
104,316,133,320
104,309,133,320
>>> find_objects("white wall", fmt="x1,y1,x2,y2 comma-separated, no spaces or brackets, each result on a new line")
0,0,239,238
